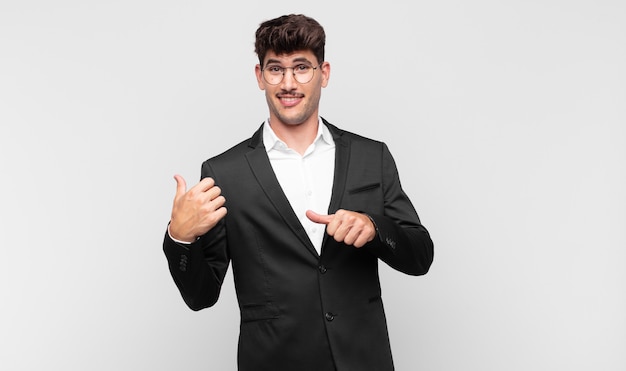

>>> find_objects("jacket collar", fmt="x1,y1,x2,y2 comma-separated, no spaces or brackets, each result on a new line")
247,117,345,149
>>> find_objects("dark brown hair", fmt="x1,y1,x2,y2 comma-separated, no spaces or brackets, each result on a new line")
254,14,325,67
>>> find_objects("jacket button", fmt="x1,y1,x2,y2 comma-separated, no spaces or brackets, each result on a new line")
318,265,327,274
179,255,188,271
325,312,335,322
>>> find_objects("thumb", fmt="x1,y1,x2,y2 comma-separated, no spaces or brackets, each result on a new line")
173,174,187,197
306,210,333,225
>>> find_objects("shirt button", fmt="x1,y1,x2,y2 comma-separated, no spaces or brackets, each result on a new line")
325,312,335,322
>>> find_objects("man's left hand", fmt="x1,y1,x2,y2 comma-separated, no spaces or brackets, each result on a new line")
306,209,376,248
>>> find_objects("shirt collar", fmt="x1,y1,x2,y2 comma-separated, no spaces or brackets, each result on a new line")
262,117,334,153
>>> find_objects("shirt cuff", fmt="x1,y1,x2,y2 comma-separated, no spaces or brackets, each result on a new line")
167,223,193,245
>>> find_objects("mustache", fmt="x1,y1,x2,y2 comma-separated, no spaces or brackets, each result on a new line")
277,91,304,98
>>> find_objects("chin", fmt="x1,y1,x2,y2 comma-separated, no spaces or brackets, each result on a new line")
276,113,308,126
283,119,306,126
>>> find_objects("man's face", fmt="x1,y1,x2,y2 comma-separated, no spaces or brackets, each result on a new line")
255,50,330,127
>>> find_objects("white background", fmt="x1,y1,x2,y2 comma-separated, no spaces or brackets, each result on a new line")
1,1,624,370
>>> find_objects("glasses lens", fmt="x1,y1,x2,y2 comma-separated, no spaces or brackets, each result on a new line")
294,65,314,84
263,67,283,85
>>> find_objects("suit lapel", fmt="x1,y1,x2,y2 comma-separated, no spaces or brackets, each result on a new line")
245,125,318,257
325,119,350,215
322,119,351,253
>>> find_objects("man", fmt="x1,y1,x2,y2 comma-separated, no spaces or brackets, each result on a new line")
163,14,434,371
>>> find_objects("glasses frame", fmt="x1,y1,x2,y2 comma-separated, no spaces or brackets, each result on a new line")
261,62,324,85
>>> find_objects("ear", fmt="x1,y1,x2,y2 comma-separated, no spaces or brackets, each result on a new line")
255,64,266,90
320,61,331,88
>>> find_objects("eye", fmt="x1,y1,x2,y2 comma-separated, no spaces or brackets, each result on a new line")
294,64,311,73
266,66,283,74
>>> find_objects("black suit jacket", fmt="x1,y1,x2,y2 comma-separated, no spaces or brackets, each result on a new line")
163,118,434,371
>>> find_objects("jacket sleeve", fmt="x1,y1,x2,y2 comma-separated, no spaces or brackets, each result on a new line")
365,143,434,276
162,161,230,311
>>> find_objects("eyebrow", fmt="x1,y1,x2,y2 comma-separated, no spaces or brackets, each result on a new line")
265,57,313,66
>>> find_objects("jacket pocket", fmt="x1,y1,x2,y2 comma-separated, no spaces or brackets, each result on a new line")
348,182,381,194
240,303,280,323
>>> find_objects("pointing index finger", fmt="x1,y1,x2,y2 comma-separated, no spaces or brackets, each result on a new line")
306,210,333,225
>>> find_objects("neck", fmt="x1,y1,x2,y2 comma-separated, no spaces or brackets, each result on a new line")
270,117,319,155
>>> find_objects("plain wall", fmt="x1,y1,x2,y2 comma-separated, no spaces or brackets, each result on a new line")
1,1,624,370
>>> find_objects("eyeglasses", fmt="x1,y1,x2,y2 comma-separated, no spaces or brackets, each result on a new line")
261,62,323,85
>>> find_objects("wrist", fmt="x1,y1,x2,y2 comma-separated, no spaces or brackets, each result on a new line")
168,223,195,244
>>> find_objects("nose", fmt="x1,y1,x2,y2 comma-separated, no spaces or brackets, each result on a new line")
280,68,298,90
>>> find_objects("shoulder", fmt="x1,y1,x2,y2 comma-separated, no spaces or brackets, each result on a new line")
322,117,386,150
202,123,264,164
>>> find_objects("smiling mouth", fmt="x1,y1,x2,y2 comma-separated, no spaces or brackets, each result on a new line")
278,94,303,106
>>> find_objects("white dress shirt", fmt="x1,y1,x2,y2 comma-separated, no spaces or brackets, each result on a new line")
263,118,335,255
170,118,336,255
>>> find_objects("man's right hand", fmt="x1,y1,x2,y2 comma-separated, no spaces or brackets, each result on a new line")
168,174,227,243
